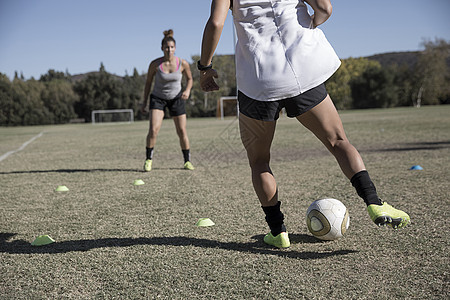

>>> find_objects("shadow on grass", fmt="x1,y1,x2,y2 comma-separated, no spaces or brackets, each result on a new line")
0,168,139,174
0,168,185,175
363,140,450,153
0,167,190,175
0,233,357,259
287,233,329,244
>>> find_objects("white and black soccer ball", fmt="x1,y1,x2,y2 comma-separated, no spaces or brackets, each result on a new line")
306,198,350,241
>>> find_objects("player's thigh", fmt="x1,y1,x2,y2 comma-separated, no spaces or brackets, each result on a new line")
172,114,187,134
239,113,276,160
296,95,347,147
149,109,165,132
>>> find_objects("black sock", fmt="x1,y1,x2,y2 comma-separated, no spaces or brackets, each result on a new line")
351,170,382,206
146,147,153,160
182,149,190,163
262,201,286,236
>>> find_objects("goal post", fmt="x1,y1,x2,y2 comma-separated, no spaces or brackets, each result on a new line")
217,96,238,120
91,109,134,124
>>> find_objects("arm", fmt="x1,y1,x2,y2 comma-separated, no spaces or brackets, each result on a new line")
199,0,230,92
181,59,193,100
141,60,157,113
304,0,333,28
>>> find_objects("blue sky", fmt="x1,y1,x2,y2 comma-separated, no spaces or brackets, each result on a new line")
1,0,449,80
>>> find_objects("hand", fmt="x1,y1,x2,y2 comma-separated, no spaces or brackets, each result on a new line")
200,69,219,92
181,90,190,100
140,102,148,114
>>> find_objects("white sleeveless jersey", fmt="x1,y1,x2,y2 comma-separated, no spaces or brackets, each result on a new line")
232,0,341,101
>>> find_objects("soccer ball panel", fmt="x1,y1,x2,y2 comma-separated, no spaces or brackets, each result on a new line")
310,216,323,232
341,209,350,235
306,209,331,237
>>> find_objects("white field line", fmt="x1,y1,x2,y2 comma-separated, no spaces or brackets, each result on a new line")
0,131,44,162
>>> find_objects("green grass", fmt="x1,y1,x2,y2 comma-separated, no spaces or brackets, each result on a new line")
1,106,449,299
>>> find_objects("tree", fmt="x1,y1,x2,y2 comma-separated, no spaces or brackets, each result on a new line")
413,38,450,106
40,80,78,123
350,65,399,109
187,55,236,117
326,57,381,109
10,77,52,125
0,73,19,125
39,69,70,82
392,64,416,107
73,63,123,121
122,68,145,120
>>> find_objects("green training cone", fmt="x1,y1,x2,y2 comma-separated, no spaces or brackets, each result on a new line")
133,179,145,186
196,218,215,227
55,185,69,192
31,235,55,246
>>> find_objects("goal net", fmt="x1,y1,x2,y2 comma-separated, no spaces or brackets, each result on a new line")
216,96,238,120
91,109,134,124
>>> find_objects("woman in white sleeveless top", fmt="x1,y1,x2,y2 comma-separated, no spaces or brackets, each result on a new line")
141,30,195,171
199,0,410,248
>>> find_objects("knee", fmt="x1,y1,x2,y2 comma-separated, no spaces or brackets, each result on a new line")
247,152,270,169
327,136,350,153
176,127,187,138
149,127,160,138
331,137,347,147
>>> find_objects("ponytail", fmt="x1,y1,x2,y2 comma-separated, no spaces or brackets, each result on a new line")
162,29,176,47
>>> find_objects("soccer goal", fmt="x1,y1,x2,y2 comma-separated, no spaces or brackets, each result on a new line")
216,96,238,120
91,109,134,124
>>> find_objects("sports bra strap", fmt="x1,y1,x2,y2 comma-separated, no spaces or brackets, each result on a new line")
159,58,164,72
159,57,181,72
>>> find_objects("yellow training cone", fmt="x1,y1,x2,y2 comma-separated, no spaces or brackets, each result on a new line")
196,218,215,227
133,179,145,186
31,235,55,246
55,185,69,192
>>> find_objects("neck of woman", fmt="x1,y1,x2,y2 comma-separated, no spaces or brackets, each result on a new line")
163,54,175,63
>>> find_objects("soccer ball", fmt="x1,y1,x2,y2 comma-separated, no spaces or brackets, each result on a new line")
306,198,350,241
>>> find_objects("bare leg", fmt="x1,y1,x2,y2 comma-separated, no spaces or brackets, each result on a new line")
146,109,165,148
239,113,277,207
296,95,366,179
173,114,190,150
298,96,410,228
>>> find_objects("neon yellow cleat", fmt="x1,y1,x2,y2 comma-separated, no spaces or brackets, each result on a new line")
143,159,152,172
367,201,410,229
263,232,290,248
184,161,195,170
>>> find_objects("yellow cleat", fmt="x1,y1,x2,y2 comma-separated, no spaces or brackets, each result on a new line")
263,232,290,248
143,159,152,172
184,161,195,170
367,201,410,229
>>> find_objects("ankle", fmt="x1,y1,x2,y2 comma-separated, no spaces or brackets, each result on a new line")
351,170,380,206
262,201,286,236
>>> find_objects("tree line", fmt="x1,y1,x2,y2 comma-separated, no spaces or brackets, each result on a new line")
1,39,448,126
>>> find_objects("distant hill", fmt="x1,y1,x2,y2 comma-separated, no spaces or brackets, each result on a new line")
366,51,420,69
70,71,126,82
367,50,450,70
68,50,439,81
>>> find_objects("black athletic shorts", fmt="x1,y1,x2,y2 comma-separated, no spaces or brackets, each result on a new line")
150,94,186,117
238,83,327,121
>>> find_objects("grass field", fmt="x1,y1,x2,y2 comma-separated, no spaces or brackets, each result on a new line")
1,106,449,299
